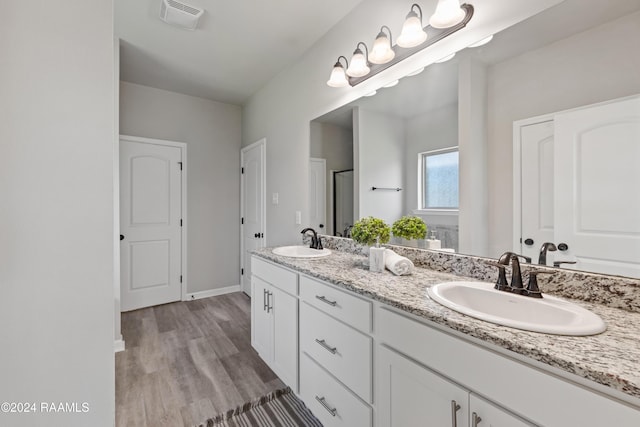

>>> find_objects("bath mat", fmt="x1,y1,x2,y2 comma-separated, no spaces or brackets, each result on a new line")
198,387,323,427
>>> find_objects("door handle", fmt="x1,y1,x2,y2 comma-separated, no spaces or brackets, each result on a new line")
315,396,337,416
451,400,461,427
263,289,268,311
315,295,337,306
472,412,482,426
266,291,273,313
524,238,534,246
558,243,569,251
120,234,124,241
315,338,337,354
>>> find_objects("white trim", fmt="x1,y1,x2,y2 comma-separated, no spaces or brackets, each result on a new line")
412,209,459,216
114,339,125,353
240,139,267,294
185,285,241,301
118,134,189,305
512,114,554,254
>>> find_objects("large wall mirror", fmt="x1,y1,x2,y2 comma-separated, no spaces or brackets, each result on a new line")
309,0,640,279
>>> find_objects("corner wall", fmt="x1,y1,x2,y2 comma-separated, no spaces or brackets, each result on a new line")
119,82,242,294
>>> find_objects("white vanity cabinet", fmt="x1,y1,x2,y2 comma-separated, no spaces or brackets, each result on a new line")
298,275,374,427
250,257,298,390
377,306,640,427
378,345,534,427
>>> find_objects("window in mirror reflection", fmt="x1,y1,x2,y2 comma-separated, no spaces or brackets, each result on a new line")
420,147,459,209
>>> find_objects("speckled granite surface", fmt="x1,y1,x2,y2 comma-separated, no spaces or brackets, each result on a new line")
253,246,640,402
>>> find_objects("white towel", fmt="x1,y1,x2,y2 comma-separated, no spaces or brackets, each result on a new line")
384,249,414,276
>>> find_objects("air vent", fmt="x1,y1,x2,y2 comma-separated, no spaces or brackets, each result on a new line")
160,0,204,30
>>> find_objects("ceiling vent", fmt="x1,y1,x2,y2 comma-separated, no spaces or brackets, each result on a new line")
160,0,204,30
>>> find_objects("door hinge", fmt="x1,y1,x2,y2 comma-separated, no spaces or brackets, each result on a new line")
180,219,183,227
241,167,244,174
178,161,183,170
241,217,244,225
180,275,183,283
241,268,244,275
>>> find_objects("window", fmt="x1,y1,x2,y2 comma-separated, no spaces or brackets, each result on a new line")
419,147,459,210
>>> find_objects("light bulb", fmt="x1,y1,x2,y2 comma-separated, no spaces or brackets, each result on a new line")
369,29,395,64
397,11,427,48
429,0,465,29
346,47,370,78
327,61,349,87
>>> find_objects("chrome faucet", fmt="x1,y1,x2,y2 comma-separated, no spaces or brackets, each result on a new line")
538,242,557,265
301,227,323,250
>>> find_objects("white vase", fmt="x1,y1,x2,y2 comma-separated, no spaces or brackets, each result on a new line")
369,246,386,272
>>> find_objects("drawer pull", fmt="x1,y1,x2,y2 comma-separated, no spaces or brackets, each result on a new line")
315,338,337,354
315,295,337,306
315,396,337,417
263,289,268,311
451,400,461,427
267,291,273,313
472,412,482,426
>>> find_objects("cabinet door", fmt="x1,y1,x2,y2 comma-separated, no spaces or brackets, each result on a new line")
470,394,535,427
377,345,469,427
271,285,298,390
251,276,272,362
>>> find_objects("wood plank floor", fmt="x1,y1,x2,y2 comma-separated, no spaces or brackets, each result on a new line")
116,292,285,427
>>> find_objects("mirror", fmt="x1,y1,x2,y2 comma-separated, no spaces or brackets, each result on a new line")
310,0,640,278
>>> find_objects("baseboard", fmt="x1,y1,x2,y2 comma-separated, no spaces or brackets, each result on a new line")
185,285,241,301
114,338,125,353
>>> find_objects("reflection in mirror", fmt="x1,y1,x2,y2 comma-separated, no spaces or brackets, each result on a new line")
310,0,640,278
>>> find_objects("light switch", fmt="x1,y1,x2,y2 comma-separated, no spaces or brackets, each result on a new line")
295,211,301,225
272,193,279,205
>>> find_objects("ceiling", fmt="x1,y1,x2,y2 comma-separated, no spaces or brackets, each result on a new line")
315,0,640,129
115,0,363,105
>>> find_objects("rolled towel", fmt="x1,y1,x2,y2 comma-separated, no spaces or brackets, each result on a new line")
384,249,414,276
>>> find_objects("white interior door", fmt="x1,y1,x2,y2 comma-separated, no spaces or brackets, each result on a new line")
120,137,183,311
241,139,266,296
555,96,640,277
309,158,326,232
519,120,555,264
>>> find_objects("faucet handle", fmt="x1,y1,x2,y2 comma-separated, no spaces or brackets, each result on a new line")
525,269,554,298
553,260,577,268
316,235,323,250
485,261,509,291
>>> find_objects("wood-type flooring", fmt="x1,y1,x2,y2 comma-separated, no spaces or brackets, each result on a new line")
115,292,284,426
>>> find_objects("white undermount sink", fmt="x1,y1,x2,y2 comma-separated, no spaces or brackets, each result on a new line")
272,245,332,258
427,281,607,336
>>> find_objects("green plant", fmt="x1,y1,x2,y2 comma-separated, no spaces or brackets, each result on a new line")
392,216,427,240
351,217,391,246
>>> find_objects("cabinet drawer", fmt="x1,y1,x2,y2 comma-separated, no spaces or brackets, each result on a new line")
300,302,372,402
300,353,372,427
252,256,297,295
300,275,372,333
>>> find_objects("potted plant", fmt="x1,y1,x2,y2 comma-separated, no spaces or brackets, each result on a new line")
392,216,427,247
351,217,391,272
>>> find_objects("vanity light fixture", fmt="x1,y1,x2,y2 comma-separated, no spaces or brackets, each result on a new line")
406,67,426,77
429,0,466,29
435,52,456,63
468,34,494,47
326,56,349,88
369,26,395,64
326,3,473,88
397,4,428,48
346,42,371,77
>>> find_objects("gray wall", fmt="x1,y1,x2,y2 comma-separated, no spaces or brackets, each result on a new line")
0,1,115,425
120,82,242,294
487,10,640,257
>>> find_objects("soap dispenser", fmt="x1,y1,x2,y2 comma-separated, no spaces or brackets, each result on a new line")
369,237,386,272
427,231,441,250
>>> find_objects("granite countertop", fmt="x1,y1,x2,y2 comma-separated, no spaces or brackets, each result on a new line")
253,247,640,402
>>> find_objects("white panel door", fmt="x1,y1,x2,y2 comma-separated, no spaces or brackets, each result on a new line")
377,345,469,427
270,286,298,390
309,158,327,232
520,120,556,264
251,276,272,360
555,96,640,277
120,139,182,311
241,140,265,295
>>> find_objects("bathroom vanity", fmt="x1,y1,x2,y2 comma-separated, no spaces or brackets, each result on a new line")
250,239,640,426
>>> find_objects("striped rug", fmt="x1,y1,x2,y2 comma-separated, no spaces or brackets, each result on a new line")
199,388,323,427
